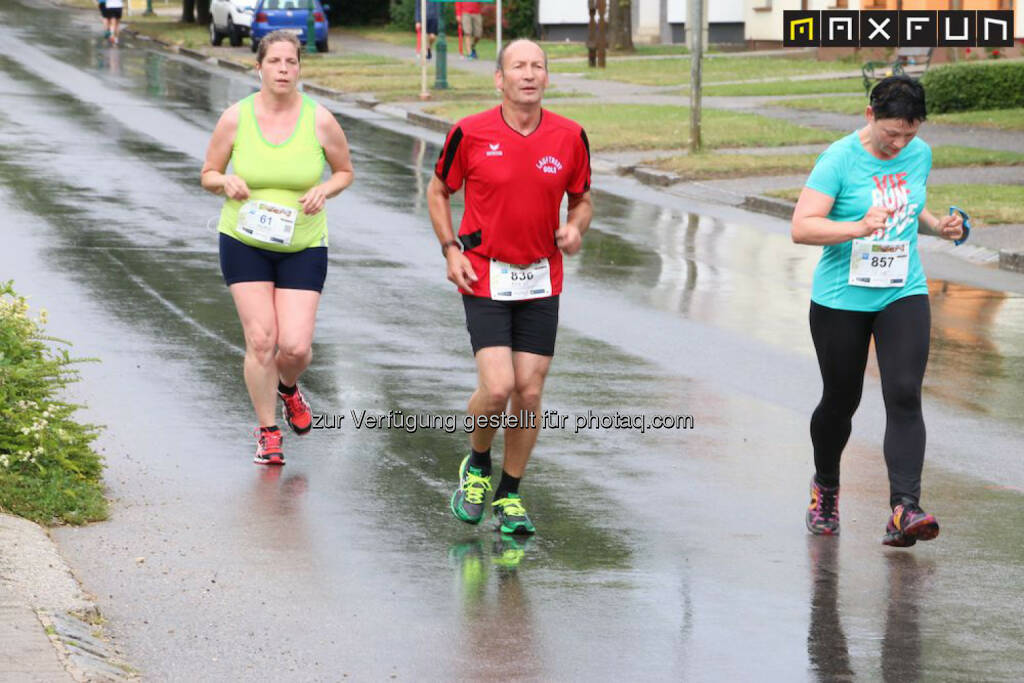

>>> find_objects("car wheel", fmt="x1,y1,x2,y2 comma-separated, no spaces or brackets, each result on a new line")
228,18,243,47
315,38,328,53
210,20,224,46
250,38,259,54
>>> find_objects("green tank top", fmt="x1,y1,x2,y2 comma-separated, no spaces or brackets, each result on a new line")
218,94,327,252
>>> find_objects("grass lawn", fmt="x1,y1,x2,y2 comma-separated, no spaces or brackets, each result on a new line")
703,78,864,97
930,108,1024,131
773,94,868,114
301,54,501,102
775,97,1024,132
650,146,1024,181
124,17,210,49
551,55,859,87
425,103,842,152
766,185,1024,225
340,26,689,61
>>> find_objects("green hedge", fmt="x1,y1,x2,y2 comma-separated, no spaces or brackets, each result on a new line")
923,61,1024,114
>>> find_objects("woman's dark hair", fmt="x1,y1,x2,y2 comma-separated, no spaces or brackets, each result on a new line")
869,75,927,123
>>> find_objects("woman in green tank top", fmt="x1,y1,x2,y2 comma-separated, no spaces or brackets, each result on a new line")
201,30,354,466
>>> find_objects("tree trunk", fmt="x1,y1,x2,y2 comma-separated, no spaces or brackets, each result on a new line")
181,0,196,23
608,0,633,52
197,0,212,25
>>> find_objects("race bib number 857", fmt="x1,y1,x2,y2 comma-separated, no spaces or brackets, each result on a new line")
849,239,909,288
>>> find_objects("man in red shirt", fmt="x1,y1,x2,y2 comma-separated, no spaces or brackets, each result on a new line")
457,1,483,59
427,39,593,536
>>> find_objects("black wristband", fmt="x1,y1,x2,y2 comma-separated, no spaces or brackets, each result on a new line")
441,240,461,257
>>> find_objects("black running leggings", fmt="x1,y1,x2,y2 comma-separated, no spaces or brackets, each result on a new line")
809,295,930,507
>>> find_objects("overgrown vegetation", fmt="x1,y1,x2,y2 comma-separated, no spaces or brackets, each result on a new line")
0,282,106,525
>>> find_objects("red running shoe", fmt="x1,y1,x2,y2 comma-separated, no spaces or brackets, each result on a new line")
278,385,312,435
882,502,940,547
254,427,285,466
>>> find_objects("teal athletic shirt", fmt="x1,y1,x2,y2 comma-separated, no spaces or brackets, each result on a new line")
805,131,932,312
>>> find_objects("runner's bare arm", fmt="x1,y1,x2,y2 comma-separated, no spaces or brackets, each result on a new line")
792,186,885,245
300,105,356,215
427,175,477,290
556,191,592,255
200,104,249,200
917,207,964,241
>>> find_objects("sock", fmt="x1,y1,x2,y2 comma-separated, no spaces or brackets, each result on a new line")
468,448,491,476
278,381,297,396
493,470,520,501
260,425,280,433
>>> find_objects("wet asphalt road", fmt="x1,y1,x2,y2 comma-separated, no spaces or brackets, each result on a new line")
2,0,1024,679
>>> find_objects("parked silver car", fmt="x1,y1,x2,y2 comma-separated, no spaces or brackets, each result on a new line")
210,0,254,47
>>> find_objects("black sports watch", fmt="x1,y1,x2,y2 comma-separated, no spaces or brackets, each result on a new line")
441,239,461,257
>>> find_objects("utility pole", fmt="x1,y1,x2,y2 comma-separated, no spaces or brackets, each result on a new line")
687,0,704,153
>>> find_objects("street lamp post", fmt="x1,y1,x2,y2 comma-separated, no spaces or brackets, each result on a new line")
306,0,317,54
433,1,449,89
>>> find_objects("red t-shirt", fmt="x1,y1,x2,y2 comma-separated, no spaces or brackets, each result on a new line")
457,2,483,14
434,106,591,298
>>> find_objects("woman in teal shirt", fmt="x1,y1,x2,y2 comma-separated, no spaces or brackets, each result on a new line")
792,76,965,547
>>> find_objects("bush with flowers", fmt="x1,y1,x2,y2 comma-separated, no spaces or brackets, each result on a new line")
0,280,106,524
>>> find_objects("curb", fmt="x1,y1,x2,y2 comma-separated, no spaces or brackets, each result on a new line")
740,194,796,220
999,250,1024,274
632,166,681,187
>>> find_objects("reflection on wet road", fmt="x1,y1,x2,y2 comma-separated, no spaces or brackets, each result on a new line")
1,0,1023,678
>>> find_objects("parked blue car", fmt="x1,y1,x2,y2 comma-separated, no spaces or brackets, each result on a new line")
250,0,329,53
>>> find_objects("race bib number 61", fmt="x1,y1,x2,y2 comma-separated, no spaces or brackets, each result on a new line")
236,200,297,246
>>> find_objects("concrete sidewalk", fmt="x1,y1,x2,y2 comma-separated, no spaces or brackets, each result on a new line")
0,514,132,681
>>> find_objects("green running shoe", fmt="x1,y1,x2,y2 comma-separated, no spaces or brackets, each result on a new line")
492,493,536,535
450,455,492,524
492,534,530,569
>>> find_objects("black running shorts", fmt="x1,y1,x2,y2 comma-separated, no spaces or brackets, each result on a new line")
462,294,559,357
219,233,327,292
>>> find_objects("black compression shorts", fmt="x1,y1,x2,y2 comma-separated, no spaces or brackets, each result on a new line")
219,233,327,292
462,294,559,357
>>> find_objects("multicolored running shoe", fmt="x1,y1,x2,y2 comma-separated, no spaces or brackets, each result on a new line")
254,427,284,466
882,502,940,547
492,534,530,569
450,455,492,524
806,477,840,535
279,385,312,435
492,493,536,535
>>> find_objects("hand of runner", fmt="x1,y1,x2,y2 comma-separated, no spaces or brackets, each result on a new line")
222,174,251,201
555,223,582,255
936,212,964,241
298,185,327,215
447,250,478,291
856,206,891,237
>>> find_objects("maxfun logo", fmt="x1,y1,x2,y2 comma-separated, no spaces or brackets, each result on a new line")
783,10,1014,48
